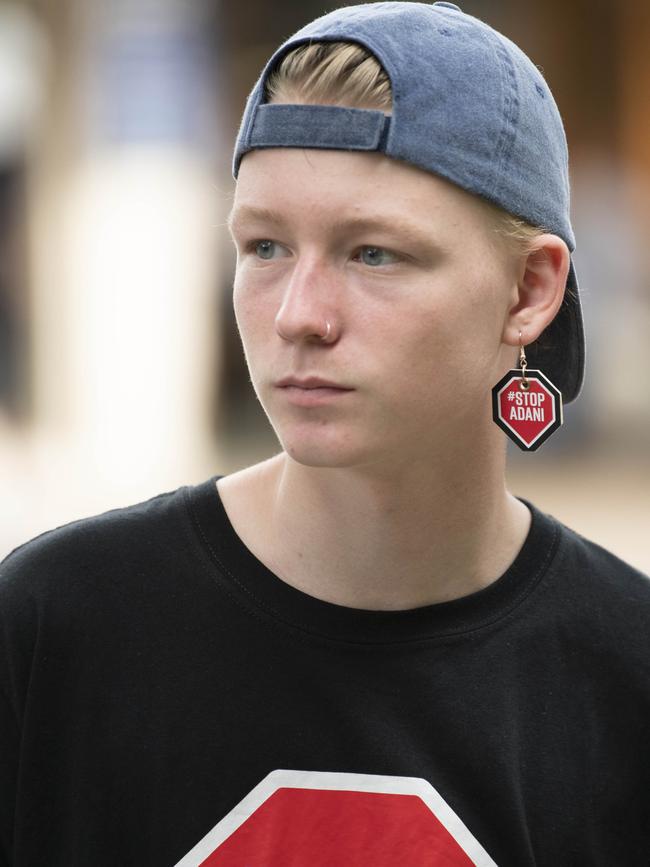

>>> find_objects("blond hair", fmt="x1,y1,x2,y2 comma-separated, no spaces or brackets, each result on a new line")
266,41,392,111
265,41,555,263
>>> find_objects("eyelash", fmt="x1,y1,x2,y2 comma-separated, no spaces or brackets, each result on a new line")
242,240,402,266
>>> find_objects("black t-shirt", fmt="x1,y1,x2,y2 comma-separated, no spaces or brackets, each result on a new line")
1,475,649,866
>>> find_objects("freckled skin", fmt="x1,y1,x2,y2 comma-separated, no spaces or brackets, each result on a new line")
230,148,521,471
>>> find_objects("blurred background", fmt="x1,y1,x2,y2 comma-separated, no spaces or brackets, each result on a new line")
0,0,648,572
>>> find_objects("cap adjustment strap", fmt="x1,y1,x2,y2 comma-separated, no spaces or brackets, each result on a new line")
248,104,391,152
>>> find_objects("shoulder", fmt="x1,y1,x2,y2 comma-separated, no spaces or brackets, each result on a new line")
538,508,650,673
0,482,190,610
551,514,650,605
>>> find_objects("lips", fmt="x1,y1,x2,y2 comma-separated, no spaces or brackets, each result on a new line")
275,377,355,407
276,376,352,390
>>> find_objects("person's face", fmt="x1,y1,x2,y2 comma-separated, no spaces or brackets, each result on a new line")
228,148,519,469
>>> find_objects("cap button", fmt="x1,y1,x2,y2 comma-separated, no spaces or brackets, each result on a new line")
432,2,462,9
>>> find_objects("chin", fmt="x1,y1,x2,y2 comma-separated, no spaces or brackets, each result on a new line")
280,438,366,469
273,424,381,470
260,396,403,469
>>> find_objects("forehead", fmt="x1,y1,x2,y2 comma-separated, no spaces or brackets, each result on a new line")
231,147,496,239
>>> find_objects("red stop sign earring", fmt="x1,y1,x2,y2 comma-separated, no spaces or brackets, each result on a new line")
492,333,563,451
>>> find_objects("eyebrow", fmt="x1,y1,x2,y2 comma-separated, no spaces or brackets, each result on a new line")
226,204,436,248
227,205,284,235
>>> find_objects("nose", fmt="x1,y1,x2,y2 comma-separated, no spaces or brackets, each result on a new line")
274,258,339,345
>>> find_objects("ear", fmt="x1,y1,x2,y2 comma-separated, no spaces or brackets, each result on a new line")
502,234,570,347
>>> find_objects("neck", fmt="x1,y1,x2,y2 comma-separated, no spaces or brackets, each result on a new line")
223,442,530,611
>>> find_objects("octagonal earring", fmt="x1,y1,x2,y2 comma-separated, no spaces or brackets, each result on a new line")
491,333,564,451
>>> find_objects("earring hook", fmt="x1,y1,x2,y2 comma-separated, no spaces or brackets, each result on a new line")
518,330,529,391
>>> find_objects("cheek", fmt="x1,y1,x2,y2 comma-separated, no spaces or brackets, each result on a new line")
232,281,252,336
233,273,275,348
390,276,502,398
400,289,465,360
232,287,267,386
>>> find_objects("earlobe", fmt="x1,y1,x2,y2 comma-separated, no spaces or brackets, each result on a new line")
502,234,570,347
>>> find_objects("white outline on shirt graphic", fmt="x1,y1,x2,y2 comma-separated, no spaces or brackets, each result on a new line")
173,768,499,866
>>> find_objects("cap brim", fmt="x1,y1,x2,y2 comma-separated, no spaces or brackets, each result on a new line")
524,259,585,404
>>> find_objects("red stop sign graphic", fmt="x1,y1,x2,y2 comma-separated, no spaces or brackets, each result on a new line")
174,770,498,867
492,369,563,451
203,788,472,866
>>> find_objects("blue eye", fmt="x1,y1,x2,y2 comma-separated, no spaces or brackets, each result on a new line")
358,246,397,266
254,240,278,260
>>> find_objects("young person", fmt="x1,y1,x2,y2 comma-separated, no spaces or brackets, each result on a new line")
1,3,649,865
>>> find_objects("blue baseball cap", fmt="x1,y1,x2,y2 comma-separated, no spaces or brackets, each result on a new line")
233,1,585,403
